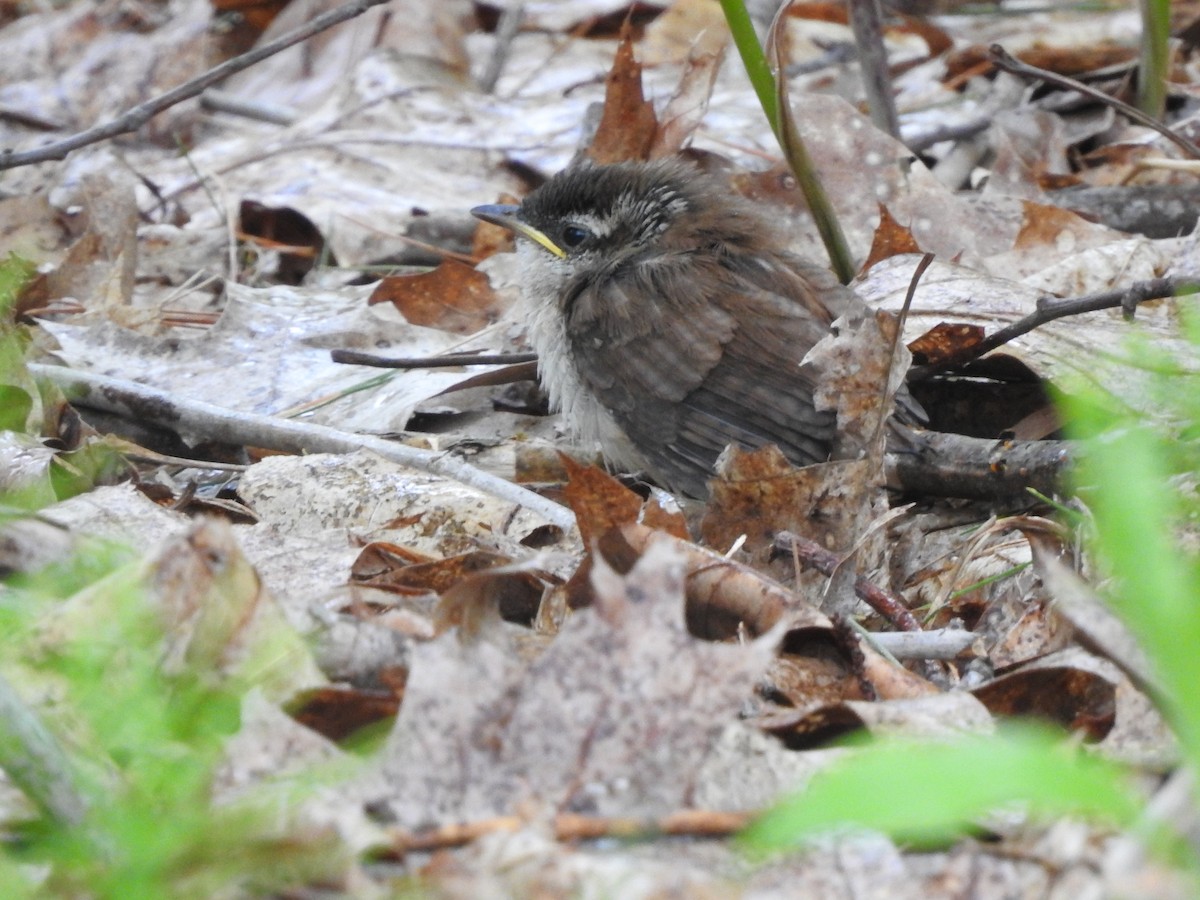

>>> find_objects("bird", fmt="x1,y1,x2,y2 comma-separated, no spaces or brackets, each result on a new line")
472,158,913,499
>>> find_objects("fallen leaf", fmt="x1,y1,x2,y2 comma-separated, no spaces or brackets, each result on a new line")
971,648,1118,741
369,259,506,334
376,534,778,826
861,203,923,273
906,322,985,367
586,18,658,164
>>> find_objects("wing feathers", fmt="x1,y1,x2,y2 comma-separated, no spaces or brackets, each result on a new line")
565,250,848,494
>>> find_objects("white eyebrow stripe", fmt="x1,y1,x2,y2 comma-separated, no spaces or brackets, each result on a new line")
568,211,610,239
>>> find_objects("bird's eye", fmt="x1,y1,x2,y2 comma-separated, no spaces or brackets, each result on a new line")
561,224,591,248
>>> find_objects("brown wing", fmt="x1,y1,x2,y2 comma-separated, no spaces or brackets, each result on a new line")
566,250,850,497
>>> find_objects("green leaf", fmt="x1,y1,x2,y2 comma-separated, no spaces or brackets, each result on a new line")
741,726,1139,854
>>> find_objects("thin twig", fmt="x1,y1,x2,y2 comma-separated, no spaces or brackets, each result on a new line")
911,275,1190,376
331,349,537,368
868,627,979,660
872,252,931,450
0,0,392,170
29,364,576,532
478,3,526,94
384,809,754,856
200,89,297,126
847,0,899,138
775,531,922,632
988,44,1200,160
904,116,991,153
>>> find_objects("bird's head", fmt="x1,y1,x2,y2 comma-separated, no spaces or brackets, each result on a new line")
472,159,772,306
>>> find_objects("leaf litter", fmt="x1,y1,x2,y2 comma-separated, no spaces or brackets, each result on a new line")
1,0,1198,895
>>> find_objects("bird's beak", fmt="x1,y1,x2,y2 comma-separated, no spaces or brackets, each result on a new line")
471,204,567,259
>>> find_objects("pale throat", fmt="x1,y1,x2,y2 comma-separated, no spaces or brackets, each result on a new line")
516,238,647,473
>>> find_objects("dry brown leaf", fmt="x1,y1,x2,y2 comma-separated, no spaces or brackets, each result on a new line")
210,0,289,35
618,521,831,639
560,454,645,548
638,491,691,540
971,648,1118,741
349,541,437,585
586,19,658,164
1013,199,1106,251
784,2,952,61
701,446,895,622
783,1,851,25
289,685,402,742
151,517,326,697
368,259,506,334
558,457,694,610
906,322,986,367
703,445,878,561
649,46,724,157
1017,43,1138,77
943,42,1137,83
861,203,923,273
990,599,1074,670
433,559,547,637
856,638,942,700
356,549,511,594
761,652,866,718
729,163,809,213
809,308,907,458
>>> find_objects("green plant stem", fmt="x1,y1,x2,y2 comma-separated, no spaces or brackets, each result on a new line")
1139,0,1170,119
718,0,779,135
774,78,857,283
1137,0,1166,118
718,0,856,283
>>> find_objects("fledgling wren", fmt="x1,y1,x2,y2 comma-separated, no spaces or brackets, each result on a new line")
473,158,905,498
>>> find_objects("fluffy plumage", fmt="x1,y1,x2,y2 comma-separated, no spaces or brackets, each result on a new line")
478,159,885,498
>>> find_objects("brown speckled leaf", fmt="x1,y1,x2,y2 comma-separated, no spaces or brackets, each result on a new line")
703,445,879,558
376,535,776,826
906,322,985,367
368,259,504,334
807,309,908,459
971,648,1118,741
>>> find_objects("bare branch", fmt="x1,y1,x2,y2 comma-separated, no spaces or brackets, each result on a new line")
0,0,392,171
774,530,922,632
29,363,577,532
988,45,1200,160
912,275,1191,375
